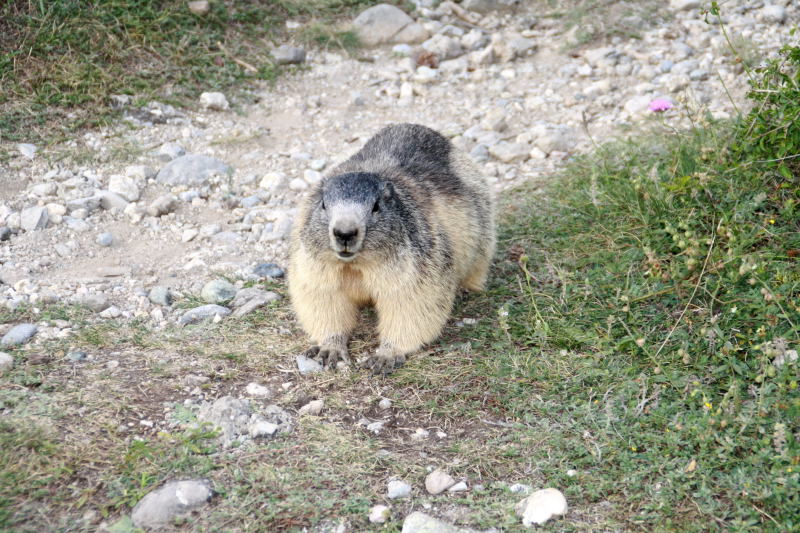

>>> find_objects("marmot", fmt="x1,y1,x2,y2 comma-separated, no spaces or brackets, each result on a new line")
288,123,496,374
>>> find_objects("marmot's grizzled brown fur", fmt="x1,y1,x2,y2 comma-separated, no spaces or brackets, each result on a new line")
288,123,496,374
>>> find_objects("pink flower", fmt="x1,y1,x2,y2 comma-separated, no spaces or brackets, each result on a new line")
649,98,673,112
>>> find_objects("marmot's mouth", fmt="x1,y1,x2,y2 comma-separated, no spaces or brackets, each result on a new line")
337,251,355,259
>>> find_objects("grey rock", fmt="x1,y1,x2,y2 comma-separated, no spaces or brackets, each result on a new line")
179,304,231,326
131,479,213,529
660,60,674,73
401,512,477,533
30,183,57,197
762,5,786,24
156,154,231,187
108,175,140,201
20,206,49,232
147,194,178,217
17,143,37,159
148,286,173,306
231,288,280,317
253,262,285,278
422,34,464,60
689,68,709,81
1,324,38,347
96,232,114,247
249,418,279,438
249,404,294,438
461,0,519,13
240,195,262,208
157,142,186,161
0,352,13,372
387,479,412,499
64,217,90,232
66,351,87,363
201,280,237,304
126,165,157,180
532,125,574,154
353,4,427,46
97,191,129,211
469,144,489,163
210,231,242,245
272,45,307,65
75,293,110,313
296,354,323,375
198,396,251,445
66,196,101,214
199,92,229,111
100,306,122,319
0,227,11,241
489,142,530,163
670,0,700,11
425,469,456,495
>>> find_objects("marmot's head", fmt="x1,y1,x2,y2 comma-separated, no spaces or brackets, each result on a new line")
304,172,402,262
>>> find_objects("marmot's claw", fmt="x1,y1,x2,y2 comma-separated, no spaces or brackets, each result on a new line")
363,352,406,375
308,344,350,368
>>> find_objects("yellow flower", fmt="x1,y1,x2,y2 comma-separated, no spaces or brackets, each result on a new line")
704,402,712,410
769,219,776,224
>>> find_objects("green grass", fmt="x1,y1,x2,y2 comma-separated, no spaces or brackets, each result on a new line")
0,0,382,144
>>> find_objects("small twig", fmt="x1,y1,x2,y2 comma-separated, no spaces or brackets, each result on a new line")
216,40,258,73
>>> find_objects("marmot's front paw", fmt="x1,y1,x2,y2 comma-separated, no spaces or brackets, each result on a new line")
304,344,350,368
363,350,406,375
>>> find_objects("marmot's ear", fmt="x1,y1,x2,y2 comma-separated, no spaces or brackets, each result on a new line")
381,181,394,201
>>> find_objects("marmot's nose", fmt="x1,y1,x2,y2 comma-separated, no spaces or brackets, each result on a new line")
333,226,359,246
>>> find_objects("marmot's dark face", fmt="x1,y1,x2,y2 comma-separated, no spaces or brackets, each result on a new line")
310,172,399,262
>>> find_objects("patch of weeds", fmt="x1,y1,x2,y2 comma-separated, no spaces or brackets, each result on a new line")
0,0,382,144
0,421,69,529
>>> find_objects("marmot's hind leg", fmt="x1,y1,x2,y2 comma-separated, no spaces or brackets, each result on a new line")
461,253,492,292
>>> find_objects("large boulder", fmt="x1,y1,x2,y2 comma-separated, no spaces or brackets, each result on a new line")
353,4,429,46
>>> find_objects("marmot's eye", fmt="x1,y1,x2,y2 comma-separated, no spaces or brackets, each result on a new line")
372,200,380,213
321,200,326,210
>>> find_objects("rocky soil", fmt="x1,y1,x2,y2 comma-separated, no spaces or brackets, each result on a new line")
0,0,798,530
1,1,796,332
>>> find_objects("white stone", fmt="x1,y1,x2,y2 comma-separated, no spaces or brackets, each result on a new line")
303,169,322,185
0,352,14,373
762,5,786,24
20,206,48,231
298,399,325,416
188,1,210,15
30,183,57,197
515,488,568,526
425,469,456,494
369,504,390,524
108,175,141,201
387,479,412,499
17,143,37,159
448,481,469,492
245,382,271,397
670,0,700,12
200,92,229,111
489,142,530,163
289,178,308,191
260,172,288,192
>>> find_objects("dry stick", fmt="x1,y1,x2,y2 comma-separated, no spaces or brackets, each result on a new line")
654,226,717,359
216,41,258,73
